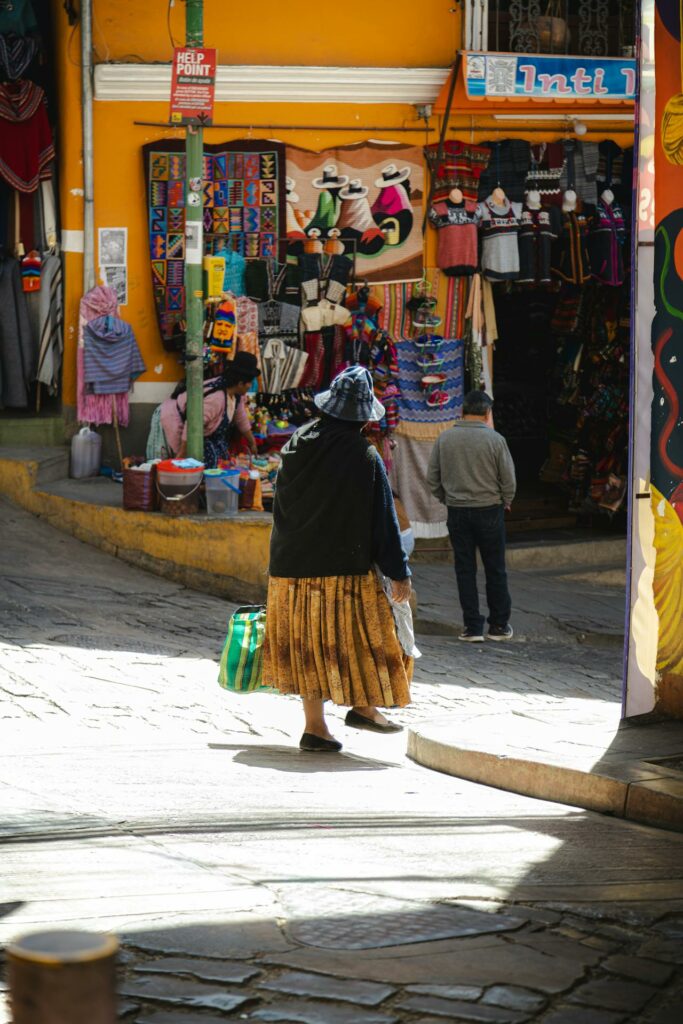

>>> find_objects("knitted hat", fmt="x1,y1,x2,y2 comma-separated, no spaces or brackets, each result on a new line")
314,365,385,423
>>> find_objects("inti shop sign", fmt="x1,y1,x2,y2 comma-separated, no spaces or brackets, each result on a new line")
465,52,637,101
170,47,217,125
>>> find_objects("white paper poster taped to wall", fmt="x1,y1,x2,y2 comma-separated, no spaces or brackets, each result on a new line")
98,227,128,307
103,265,128,307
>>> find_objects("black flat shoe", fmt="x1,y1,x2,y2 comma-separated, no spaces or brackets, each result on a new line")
345,710,403,734
299,732,342,752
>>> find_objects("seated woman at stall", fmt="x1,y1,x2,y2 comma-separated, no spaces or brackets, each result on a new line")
149,352,260,468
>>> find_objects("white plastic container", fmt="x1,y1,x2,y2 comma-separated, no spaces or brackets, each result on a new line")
204,469,240,517
70,426,102,479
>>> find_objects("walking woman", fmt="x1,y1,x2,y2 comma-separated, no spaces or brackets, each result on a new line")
263,365,413,752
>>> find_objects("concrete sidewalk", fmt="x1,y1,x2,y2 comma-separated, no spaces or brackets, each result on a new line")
2,443,681,836
408,561,683,834
2,496,683,1022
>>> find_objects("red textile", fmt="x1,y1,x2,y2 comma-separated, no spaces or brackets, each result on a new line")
425,141,491,204
0,82,54,193
299,333,324,389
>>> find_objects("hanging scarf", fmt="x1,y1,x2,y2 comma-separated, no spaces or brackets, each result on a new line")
0,34,38,80
0,80,44,122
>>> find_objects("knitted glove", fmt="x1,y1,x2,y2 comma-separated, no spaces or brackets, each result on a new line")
301,279,319,304
325,279,346,305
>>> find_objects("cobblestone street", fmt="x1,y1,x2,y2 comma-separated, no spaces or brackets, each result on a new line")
1,497,682,1023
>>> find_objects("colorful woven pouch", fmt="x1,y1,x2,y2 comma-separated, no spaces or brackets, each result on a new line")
218,605,272,693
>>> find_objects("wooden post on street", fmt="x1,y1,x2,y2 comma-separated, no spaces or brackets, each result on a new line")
7,930,119,1024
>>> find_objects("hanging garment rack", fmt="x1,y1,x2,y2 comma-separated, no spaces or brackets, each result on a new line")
205,236,360,286
134,120,432,133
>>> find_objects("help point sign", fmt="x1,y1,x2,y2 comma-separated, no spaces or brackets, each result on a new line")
170,47,217,125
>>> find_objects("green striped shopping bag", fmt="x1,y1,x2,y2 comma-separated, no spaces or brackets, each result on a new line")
218,605,273,693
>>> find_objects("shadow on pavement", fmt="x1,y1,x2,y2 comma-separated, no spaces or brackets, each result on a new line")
207,743,394,773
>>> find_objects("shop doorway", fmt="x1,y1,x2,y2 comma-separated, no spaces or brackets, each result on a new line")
0,0,62,431
491,276,630,544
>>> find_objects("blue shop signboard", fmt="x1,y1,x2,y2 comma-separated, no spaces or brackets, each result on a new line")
465,52,636,101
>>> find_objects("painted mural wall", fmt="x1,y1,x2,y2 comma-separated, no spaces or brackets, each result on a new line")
629,0,683,718
651,0,683,714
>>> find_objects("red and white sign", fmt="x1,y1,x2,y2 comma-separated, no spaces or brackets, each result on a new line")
170,47,217,125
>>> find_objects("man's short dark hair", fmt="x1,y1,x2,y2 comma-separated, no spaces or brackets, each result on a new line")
462,390,493,417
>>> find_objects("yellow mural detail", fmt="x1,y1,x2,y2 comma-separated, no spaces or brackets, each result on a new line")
651,486,683,675
662,0,683,163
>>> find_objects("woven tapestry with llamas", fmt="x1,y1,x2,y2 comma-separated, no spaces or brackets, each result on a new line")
286,143,424,284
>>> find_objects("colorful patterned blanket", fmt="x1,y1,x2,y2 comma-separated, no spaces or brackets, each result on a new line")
143,140,286,345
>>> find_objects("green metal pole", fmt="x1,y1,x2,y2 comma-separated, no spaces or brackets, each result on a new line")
184,0,204,461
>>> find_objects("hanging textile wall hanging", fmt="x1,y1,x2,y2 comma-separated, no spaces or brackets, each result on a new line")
286,143,424,284
395,336,464,434
143,140,287,346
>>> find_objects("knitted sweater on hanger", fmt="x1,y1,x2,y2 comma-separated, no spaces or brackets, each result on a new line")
424,141,491,204
560,140,600,207
428,199,478,276
518,206,561,285
478,141,531,203
525,142,565,207
476,197,523,281
551,210,592,285
588,199,627,287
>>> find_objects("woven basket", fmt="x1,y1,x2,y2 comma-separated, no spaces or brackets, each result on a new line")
123,467,158,512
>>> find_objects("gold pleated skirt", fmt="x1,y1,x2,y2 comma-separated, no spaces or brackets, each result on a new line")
263,572,413,707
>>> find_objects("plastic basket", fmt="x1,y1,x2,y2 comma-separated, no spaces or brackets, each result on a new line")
204,469,240,517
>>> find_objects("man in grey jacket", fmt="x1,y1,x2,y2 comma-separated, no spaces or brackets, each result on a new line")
427,390,516,642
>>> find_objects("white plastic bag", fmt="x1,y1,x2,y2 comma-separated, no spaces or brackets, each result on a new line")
374,566,421,659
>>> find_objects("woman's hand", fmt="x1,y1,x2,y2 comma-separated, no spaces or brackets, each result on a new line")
243,430,258,456
390,578,412,603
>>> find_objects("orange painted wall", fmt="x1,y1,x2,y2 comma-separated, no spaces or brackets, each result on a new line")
52,0,457,408
92,0,460,68
52,0,634,410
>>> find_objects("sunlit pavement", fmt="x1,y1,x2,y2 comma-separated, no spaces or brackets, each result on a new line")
1,496,682,1023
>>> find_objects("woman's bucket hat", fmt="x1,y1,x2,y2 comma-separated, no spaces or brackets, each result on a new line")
314,365,385,423
230,351,261,381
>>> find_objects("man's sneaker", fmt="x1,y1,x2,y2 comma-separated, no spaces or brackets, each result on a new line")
488,624,514,641
458,628,485,643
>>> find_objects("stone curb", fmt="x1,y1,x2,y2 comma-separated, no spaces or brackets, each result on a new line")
407,719,683,835
413,536,626,571
0,449,270,603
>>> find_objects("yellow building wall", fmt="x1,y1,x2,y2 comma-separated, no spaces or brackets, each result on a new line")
52,1,633,411
53,0,460,408
92,0,460,68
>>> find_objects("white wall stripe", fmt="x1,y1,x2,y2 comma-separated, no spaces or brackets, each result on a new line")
94,64,448,105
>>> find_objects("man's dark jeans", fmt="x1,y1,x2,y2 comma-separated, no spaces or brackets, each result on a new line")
446,505,511,633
